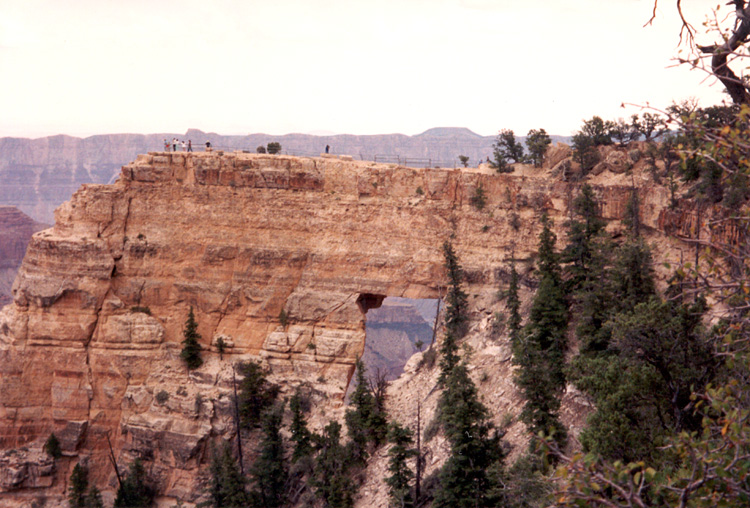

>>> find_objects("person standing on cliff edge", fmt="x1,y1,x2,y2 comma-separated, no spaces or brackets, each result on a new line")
164,139,169,151
325,144,330,154
187,140,193,152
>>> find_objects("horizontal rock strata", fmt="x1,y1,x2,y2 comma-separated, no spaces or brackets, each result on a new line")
0,151,682,503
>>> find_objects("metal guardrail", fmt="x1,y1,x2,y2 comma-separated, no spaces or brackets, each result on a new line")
163,145,461,169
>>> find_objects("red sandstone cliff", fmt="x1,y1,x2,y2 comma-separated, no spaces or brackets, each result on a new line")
0,148,696,506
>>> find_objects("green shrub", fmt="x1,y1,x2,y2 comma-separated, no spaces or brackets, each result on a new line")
44,433,62,459
155,390,169,404
419,348,437,370
267,142,282,154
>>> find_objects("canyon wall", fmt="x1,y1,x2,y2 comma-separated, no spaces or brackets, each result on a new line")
0,207,47,307
0,148,684,506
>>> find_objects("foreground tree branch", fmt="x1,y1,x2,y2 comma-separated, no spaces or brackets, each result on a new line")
652,0,750,105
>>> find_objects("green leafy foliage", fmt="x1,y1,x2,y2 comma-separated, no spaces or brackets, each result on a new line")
237,361,279,429
180,307,203,370
562,184,607,291
289,390,314,462
345,360,387,465
513,214,568,442
114,459,155,508
434,362,506,508
312,421,355,508
439,241,469,384
69,463,89,508
385,422,417,508
470,182,486,210
578,116,615,146
609,117,640,146
492,129,524,172
505,259,522,344
266,142,282,154
84,486,104,508
525,128,552,167
632,111,668,142
249,405,287,508
44,432,62,459
210,442,250,508
553,375,750,507
572,116,614,174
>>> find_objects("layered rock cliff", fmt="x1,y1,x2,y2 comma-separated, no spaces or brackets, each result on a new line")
0,147,691,506
0,207,47,307
0,128,569,224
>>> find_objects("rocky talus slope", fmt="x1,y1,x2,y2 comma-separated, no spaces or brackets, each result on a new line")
0,146,702,506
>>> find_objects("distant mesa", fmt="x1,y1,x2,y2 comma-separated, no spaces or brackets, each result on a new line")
416,127,484,138
305,130,338,136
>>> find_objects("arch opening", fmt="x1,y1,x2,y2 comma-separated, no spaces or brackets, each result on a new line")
348,296,439,396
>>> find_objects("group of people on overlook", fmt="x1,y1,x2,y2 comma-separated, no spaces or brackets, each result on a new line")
164,138,212,152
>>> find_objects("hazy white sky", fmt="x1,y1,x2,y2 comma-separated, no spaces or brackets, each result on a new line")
0,0,729,138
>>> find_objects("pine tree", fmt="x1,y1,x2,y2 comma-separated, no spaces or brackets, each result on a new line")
114,459,154,508
84,486,104,508
210,442,249,508
237,360,279,429
562,185,614,355
44,432,62,459
312,421,354,508
506,259,522,345
385,422,417,508
610,237,655,311
435,362,506,508
526,128,552,168
180,307,203,370
68,463,88,508
345,359,376,465
250,405,287,508
439,241,468,383
442,241,468,338
562,184,607,290
513,213,568,442
492,129,525,172
289,390,313,462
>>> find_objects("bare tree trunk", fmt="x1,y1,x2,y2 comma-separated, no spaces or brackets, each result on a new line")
415,401,422,504
233,367,245,474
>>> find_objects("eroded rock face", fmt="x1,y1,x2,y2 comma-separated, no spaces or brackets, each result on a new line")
0,151,682,503
0,206,47,307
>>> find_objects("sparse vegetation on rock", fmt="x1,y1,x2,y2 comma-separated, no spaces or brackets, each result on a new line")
180,307,203,370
